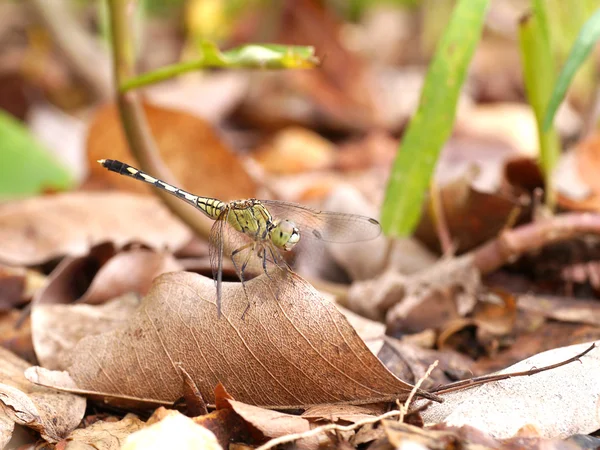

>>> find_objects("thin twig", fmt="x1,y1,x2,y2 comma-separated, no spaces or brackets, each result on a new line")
107,0,211,239
432,343,596,395
473,213,600,274
255,361,439,450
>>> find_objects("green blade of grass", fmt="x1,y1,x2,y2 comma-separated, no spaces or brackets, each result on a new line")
543,7,600,130
519,8,561,210
120,42,318,92
0,110,74,199
380,0,489,237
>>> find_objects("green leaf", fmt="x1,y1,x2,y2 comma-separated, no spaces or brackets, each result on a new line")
543,7,600,130
519,8,561,210
0,110,74,199
120,42,319,92
380,0,489,237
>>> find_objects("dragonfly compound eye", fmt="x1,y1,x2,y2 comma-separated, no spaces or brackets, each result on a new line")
273,220,300,251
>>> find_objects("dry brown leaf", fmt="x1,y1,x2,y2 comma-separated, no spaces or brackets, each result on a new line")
415,168,521,253
122,409,222,450
0,348,85,444
252,126,335,174
301,404,380,423
25,366,172,411
227,400,317,450
81,250,182,305
0,310,35,363
0,192,191,266
420,341,600,438
190,383,266,447
32,294,140,370
59,413,145,450
517,294,600,326
0,412,13,449
66,271,421,408
86,102,257,202
31,244,117,309
0,265,46,311
33,248,182,308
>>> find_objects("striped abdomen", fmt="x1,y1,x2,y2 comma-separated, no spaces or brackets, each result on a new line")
98,159,225,220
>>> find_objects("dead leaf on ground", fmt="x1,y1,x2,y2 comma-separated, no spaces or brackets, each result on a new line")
66,270,425,408
0,265,46,311
0,347,85,445
226,399,317,450
301,404,381,423
0,192,191,266
377,338,473,390
86,102,257,202
32,294,140,370
558,133,600,212
252,126,336,174
123,409,222,450
25,366,172,412
34,248,182,307
145,73,248,124
58,413,145,450
419,341,600,438
0,310,35,363
517,294,600,326
415,167,522,254
192,385,262,448
472,321,600,375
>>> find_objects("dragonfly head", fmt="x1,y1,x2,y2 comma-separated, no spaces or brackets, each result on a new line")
271,220,300,251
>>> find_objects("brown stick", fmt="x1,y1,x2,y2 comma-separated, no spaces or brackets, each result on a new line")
107,0,211,239
473,213,600,274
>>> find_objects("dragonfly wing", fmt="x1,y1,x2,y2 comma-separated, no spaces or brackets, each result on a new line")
208,212,227,316
261,200,382,243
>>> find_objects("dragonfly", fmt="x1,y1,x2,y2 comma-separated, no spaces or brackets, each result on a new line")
98,159,382,316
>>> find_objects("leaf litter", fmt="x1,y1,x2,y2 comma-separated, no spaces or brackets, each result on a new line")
64,270,432,408
0,347,85,446
0,192,191,266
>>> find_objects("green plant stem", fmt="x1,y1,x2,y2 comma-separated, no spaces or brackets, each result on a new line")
519,10,560,211
120,59,204,92
107,0,211,238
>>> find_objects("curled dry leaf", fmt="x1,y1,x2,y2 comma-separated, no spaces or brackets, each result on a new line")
0,264,46,311
0,310,35,363
0,192,191,266
80,250,182,305
0,348,85,445
32,248,182,308
67,271,422,408
32,294,140,370
226,399,317,450
86,102,257,202
420,341,600,438
122,409,222,450
58,413,144,450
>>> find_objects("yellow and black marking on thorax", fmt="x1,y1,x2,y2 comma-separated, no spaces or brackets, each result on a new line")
227,199,275,241
98,159,226,220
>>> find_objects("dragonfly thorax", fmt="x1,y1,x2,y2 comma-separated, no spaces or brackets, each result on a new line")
270,219,300,251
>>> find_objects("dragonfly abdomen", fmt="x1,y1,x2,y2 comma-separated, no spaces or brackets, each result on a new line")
196,197,226,220
98,159,226,220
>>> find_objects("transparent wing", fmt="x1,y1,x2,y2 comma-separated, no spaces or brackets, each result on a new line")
208,212,227,316
261,200,381,243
